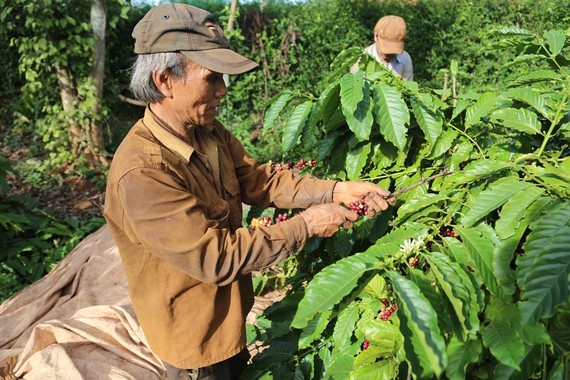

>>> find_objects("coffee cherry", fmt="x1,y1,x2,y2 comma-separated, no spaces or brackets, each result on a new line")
408,257,419,268
275,213,289,223
250,216,273,230
296,158,307,170
349,201,368,216
380,307,394,321
361,338,370,350
440,227,457,238
377,298,397,321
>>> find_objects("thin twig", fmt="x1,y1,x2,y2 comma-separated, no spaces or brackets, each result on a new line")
118,94,146,107
385,169,453,198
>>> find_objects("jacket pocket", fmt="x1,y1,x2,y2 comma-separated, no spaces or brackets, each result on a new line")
222,170,240,198
207,197,230,228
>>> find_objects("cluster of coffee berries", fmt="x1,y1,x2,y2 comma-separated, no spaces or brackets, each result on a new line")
250,216,273,230
349,201,368,216
250,213,292,230
408,256,420,268
361,338,371,350
295,158,317,170
270,158,317,171
379,298,398,321
440,227,457,238
269,161,292,171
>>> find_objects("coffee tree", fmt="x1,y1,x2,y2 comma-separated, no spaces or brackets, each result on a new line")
244,28,569,379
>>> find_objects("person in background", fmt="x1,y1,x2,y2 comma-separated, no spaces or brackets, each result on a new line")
351,15,413,81
104,3,396,379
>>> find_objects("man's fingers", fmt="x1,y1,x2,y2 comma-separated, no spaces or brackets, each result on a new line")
363,192,392,212
383,193,397,206
343,208,360,222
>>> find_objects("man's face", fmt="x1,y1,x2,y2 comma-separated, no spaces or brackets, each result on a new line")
379,52,396,63
170,61,228,127
374,34,396,64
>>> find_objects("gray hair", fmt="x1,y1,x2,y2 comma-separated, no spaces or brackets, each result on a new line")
129,52,189,104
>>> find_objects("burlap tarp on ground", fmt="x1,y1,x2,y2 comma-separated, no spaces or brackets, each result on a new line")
0,225,280,379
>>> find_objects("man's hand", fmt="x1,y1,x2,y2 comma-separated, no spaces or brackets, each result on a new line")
333,181,396,218
300,204,359,238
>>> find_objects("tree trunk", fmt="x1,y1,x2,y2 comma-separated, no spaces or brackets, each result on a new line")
55,64,83,160
87,0,108,168
55,0,109,170
226,0,238,32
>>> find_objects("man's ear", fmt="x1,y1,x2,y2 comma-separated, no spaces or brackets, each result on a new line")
152,69,173,98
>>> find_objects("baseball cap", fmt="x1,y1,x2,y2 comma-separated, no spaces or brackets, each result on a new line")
132,3,258,75
374,15,407,55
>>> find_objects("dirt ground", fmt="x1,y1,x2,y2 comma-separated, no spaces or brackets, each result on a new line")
6,172,104,221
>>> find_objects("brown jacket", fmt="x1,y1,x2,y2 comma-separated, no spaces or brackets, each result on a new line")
104,108,336,369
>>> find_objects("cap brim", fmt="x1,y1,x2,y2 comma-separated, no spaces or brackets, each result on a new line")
377,39,404,55
181,49,258,75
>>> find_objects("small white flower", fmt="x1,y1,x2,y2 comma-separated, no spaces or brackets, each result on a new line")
399,237,424,254
415,236,424,248
399,238,415,254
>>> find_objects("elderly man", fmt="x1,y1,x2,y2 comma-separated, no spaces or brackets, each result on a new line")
104,3,395,379
351,15,413,80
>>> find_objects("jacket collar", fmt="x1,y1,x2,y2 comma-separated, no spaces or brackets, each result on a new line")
143,107,214,163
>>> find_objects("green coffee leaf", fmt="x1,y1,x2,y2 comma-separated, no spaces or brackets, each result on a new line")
446,336,482,380
291,252,377,329
388,271,447,378
282,100,313,152
462,177,534,227
544,29,565,56
427,252,480,340
411,95,443,145
456,226,507,302
372,83,410,150
345,142,371,180
333,303,360,354
495,184,544,239
340,71,364,115
263,91,293,135
517,202,570,324
482,321,524,370
506,88,549,119
509,70,561,87
299,309,333,349
465,93,501,127
491,108,542,135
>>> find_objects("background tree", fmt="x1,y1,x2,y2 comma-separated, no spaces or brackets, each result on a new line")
2,0,130,170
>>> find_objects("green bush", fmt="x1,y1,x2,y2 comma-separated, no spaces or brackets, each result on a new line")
245,26,570,379
0,156,105,303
